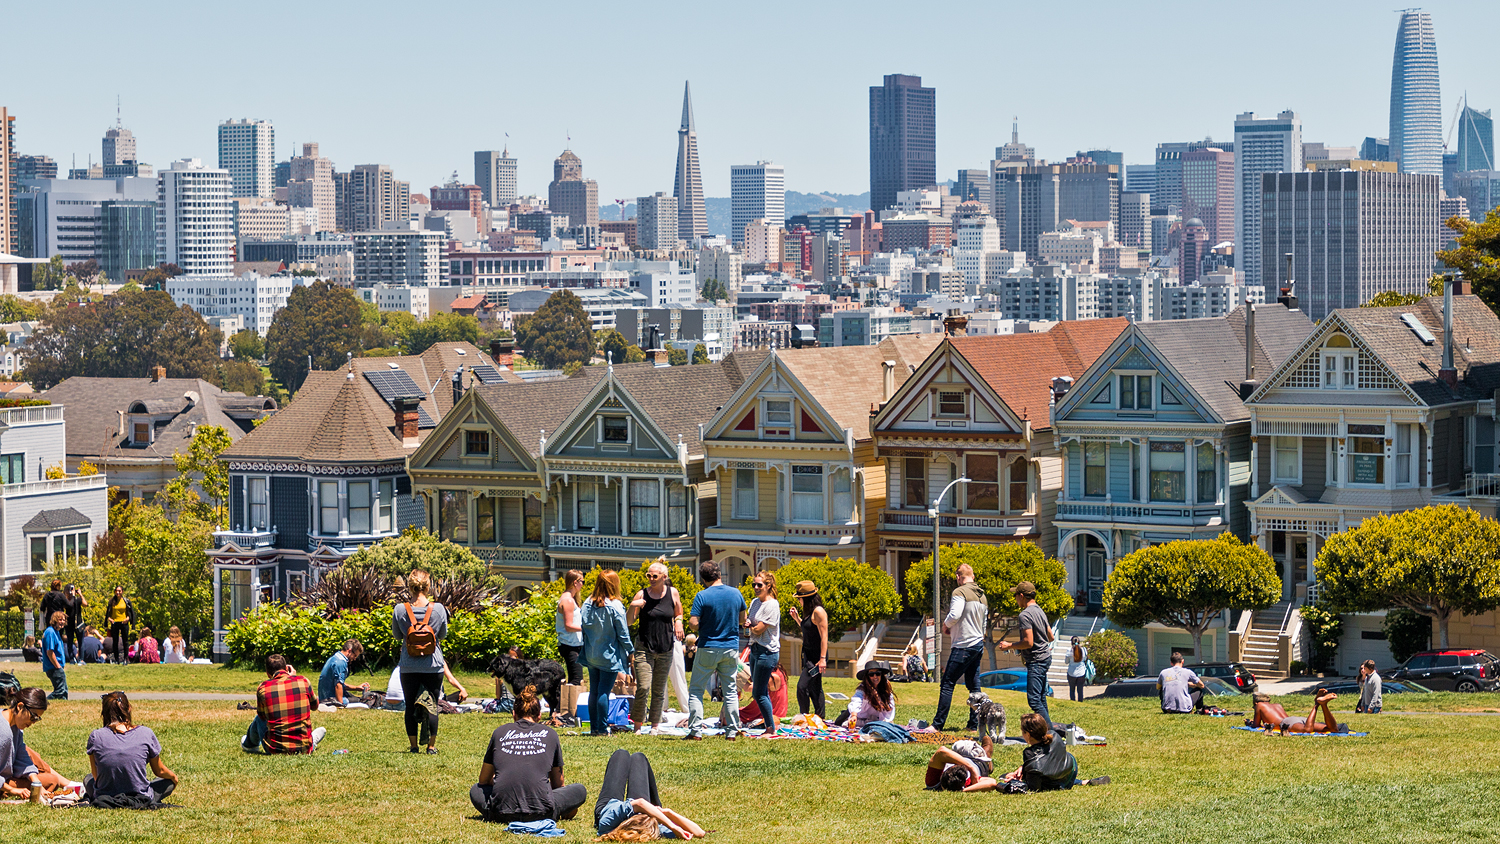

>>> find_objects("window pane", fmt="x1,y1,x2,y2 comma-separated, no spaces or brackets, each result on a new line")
602,417,629,442
466,430,490,455
524,496,542,542
477,496,496,543
578,482,597,529
30,538,45,572
320,481,340,533
966,454,999,510
1008,457,1028,512
904,457,926,509
668,482,687,534
1196,444,1215,503
1274,436,1299,480
791,465,823,521
378,479,394,532
733,469,757,520
1351,437,1384,483
348,482,371,533
249,477,268,529
1119,375,1134,409
440,490,468,543
630,480,660,534
1084,442,1106,497
831,470,852,523
938,391,965,415
766,400,792,424
1149,441,1185,502
1137,376,1152,409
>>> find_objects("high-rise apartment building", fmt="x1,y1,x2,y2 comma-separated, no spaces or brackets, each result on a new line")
1181,147,1234,248
351,229,445,287
729,162,784,247
742,219,782,265
1450,170,1500,218
869,74,936,214
673,82,706,242
1119,191,1151,251
0,108,13,255
217,119,275,199
1125,165,1157,196
103,125,136,167
548,149,598,229
287,142,336,233
1457,102,1495,172
1234,111,1302,288
955,169,990,203
1261,167,1440,320
474,149,518,208
15,155,56,181
992,164,1120,256
1153,139,1231,214
1389,10,1443,176
342,164,409,233
697,245,742,298
158,159,233,277
637,192,679,251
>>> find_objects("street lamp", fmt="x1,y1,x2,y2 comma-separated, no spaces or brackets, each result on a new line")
929,476,970,675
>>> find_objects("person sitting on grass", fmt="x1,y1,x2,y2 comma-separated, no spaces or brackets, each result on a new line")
838,660,896,728
133,627,161,664
2,688,49,800
593,749,708,841
85,691,179,806
1247,690,1347,734
1156,652,1204,714
470,684,587,825
925,734,997,792
20,634,40,663
996,713,1110,792
162,627,190,664
318,639,370,706
81,626,103,664
243,654,325,754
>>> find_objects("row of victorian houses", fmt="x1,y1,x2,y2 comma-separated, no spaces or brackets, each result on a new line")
194,284,1500,675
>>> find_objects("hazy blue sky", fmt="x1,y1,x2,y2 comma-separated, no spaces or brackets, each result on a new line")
5,0,1497,203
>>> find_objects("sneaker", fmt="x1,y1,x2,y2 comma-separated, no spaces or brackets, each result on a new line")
241,742,262,754
311,727,326,752
1085,776,1111,786
683,733,703,741
425,747,439,755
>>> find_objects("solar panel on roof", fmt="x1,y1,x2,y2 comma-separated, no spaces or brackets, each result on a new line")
363,369,437,429
470,364,506,385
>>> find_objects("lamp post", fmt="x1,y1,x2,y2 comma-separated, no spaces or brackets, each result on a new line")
929,476,970,675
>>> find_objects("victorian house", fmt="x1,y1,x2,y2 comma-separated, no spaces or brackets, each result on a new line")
870,320,1127,608
208,342,503,658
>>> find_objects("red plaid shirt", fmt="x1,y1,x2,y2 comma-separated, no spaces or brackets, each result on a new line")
257,669,316,754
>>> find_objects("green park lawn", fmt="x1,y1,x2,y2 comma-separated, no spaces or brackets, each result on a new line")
5,664,1500,842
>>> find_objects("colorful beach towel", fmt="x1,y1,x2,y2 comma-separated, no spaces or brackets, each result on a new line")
1232,726,1369,737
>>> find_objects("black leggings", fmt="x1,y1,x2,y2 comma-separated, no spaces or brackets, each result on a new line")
401,671,444,743
559,643,584,686
797,660,825,718
109,623,129,663
471,781,587,823
595,750,659,824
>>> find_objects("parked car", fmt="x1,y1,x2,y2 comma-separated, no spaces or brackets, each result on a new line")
977,669,1054,697
1199,676,1245,697
1292,679,1432,696
1101,675,1243,699
1191,662,1257,693
1385,649,1500,692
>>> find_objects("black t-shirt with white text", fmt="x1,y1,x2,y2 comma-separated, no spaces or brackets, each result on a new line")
482,721,565,820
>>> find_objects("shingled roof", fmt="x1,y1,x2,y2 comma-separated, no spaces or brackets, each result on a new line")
1326,295,1500,406
41,377,276,462
953,319,1129,430
773,335,945,439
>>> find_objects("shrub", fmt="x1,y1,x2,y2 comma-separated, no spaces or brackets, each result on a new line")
750,556,901,643
1083,629,1138,681
341,529,503,591
1383,608,1432,664
1299,603,1344,674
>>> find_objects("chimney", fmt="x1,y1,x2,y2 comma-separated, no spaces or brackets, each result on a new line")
1277,253,1299,311
1440,275,1458,388
151,365,166,382
652,348,670,367
1051,376,1074,404
943,308,968,337
1239,300,1259,400
452,366,465,405
489,337,514,367
393,396,421,443
881,360,896,401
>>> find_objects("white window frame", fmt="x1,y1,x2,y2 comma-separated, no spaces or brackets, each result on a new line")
902,456,926,510
319,480,341,535
732,468,758,521
378,479,395,533
789,464,825,523
599,416,631,445
347,480,373,534
935,390,966,417
830,468,854,524
247,475,269,530
628,478,661,535
1272,436,1302,485
576,481,598,530
762,397,793,438
1005,455,1031,514
964,452,1001,513
1347,431,1387,487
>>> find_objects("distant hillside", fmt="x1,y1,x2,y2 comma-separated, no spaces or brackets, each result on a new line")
601,190,870,236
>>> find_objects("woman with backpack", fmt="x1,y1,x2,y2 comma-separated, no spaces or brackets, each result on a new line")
392,569,448,754
1066,636,1089,702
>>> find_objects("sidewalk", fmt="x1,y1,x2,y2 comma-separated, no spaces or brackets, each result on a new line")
66,691,252,701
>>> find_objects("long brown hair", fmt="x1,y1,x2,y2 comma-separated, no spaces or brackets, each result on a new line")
101,691,133,728
858,672,893,712
596,813,661,842
755,569,779,601
590,570,621,607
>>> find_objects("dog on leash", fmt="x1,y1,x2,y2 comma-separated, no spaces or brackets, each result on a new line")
967,691,1007,742
489,652,567,718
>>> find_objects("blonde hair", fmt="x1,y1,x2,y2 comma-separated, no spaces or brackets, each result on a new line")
596,813,661,842
168,626,183,642
591,570,621,606
407,569,431,598
755,569,779,601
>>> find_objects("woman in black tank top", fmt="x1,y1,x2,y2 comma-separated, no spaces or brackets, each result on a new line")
788,581,829,718
626,563,683,731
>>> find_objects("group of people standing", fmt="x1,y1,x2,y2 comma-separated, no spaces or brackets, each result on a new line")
933,567,1055,730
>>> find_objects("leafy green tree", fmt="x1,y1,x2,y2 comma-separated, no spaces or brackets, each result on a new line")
581,560,701,634
512,289,594,369
691,343,709,364
624,345,647,363
1316,505,1500,646
31,255,66,290
1082,629,1138,681
229,329,266,361
65,259,101,287
20,288,223,390
1362,277,1442,308
741,556,900,643
700,278,729,302
1437,206,1500,315
561,360,585,377
1298,603,1344,673
905,541,1072,669
265,280,364,393
667,346,688,366
1103,533,1280,658
404,312,481,355
1383,608,1432,663
597,329,630,365
0,295,41,323
341,529,503,589
161,424,233,521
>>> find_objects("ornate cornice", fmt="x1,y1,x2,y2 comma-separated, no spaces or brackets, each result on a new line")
227,461,400,475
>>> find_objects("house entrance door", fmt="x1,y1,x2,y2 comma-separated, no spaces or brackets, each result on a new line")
1084,536,1107,609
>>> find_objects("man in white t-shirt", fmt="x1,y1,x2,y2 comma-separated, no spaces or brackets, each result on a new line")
1156,652,1204,714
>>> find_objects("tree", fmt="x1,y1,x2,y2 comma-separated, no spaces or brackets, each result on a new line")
701,278,729,303
265,280,364,393
219,360,268,398
31,256,66,291
341,529,503,589
1102,533,1280,658
667,347,688,366
512,289,594,369
1437,206,1500,315
404,312,481,355
904,541,1072,669
0,295,41,323
65,259,101,287
161,424,233,521
1315,504,1500,647
20,287,223,390
138,263,183,290
597,329,630,365
229,329,266,361
1362,277,1442,308
624,345,647,364
743,556,900,642
1082,629,1138,681
1383,608,1431,663
561,360,585,376
691,343,709,365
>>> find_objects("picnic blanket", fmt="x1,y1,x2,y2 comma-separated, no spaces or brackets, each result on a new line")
1232,726,1369,737
507,820,565,837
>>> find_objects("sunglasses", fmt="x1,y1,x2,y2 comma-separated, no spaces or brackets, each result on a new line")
753,582,766,589
23,705,41,723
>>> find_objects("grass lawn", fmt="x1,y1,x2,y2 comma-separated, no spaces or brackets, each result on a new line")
7,669,1500,843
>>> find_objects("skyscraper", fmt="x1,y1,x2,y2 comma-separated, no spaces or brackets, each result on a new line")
474,149,518,208
637,192,679,251
1,108,14,255
548,149,598,228
1234,111,1302,288
157,159,233,277
217,118,275,198
103,124,136,167
343,164,409,232
729,162,785,247
869,74,936,214
1389,10,1442,176
1153,139,1231,214
673,82,706,242
287,143,336,233
1457,101,1495,172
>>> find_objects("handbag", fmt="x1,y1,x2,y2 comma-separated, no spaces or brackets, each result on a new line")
1084,659,1097,683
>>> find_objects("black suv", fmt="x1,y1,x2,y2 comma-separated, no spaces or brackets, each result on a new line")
1386,649,1500,692
1191,662,1258,693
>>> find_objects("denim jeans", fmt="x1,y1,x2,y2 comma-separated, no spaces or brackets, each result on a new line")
243,715,268,751
932,644,983,730
748,643,779,731
686,645,741,736
587,666,616,736
1026,651,1052,722
44,666,68,700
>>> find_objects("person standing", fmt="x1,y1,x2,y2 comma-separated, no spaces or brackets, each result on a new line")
581,570,633,737
41,612,68,700
788,580,828,719
318,639,370,706
1066,637,1088,702
745,570,781,736
392,570,449,754
63,584,86,664
684,560,748,741
626,560,683,733
104,586,135,665
554,570,585,727
1356,660,1383,714
998,581,1053,723
933,564,988,732
38,580,66,635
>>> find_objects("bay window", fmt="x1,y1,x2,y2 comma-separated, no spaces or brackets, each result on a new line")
1007,456,1029,513
1273,436,1300,484
248,477,268,530
1196,444,1216,503
966,453,999,511
1149,441,1185,502
439,490,468,543
320,481,340,533
629,480,660,534
1084,442,1106,497
791,465,824,522
476,496,496,543
577,482,598,529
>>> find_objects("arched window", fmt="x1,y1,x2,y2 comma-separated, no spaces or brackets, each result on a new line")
1007,456,1030,513
1322,335,1356,389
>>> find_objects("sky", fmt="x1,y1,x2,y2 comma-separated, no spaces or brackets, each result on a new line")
5,0,1498,203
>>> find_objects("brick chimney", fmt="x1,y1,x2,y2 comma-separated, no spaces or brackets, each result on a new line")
393,396,421,442
652,348,671,367
943,309,968,337
489,337,514,367
151,365,166,382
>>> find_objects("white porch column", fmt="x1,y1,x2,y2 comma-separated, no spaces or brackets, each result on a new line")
1250,436,1260,498
659,477,667,538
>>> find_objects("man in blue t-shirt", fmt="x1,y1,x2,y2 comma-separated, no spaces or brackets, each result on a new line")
42,610,69,700
318,639,370,705
684,561,748,740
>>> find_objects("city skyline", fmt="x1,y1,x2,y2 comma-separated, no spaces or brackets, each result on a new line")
3,1,1498,203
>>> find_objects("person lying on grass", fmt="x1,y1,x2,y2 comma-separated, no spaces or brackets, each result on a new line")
593,749,708,840
1246,691,1347,734
996,713,1110,792
925,734,998,792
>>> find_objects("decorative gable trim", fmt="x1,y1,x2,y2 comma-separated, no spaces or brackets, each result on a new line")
871,338,1027,437
702,353,848,446
408,389,536,472
546,372,676,458
1247,312,1421,405
1054,326,1220,423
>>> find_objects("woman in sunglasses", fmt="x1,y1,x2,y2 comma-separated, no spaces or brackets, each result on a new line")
744,570,782,737
2,688,49,800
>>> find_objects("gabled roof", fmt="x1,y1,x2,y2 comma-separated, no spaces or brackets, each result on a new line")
952,319,1129,430
23,507,92,532
42,376,277,461
769,335,944,439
